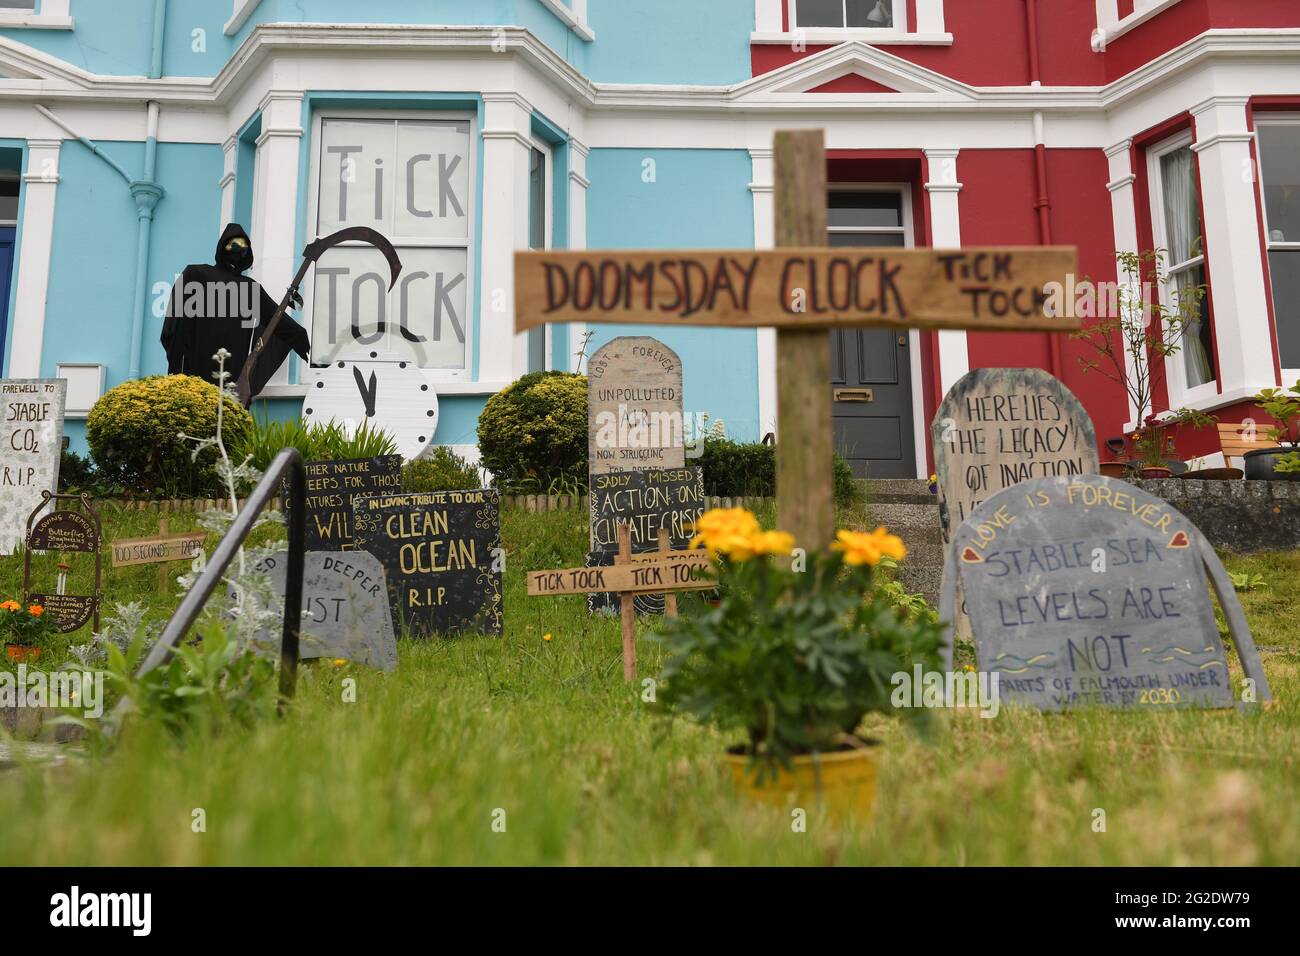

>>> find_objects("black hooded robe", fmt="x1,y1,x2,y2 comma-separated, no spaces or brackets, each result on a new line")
160,223,310,396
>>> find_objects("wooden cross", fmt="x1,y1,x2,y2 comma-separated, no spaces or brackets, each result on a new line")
516,129,1080,550
526,522,712,680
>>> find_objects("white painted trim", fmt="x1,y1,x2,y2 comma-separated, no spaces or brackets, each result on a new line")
754,0,783,34
224,0,262,38
789,0,909,36
1105,138,1143,425
751,31,953,45
1254,112,1300,379
750,147,776,440
1095,0,1185,49
536,0,596,42
567,136,589,373
0,0,72,31
259,380,511,399
7,138,60,378
924,149,967,395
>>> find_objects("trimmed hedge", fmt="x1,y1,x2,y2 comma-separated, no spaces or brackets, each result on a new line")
699,437,861,507
403,447,483,493
477,371,587,493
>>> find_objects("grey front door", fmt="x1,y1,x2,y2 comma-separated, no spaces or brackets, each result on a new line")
828,189,915,478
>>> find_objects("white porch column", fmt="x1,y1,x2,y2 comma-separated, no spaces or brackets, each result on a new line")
925,148,968,394
750,147,777,438
8,139,62,378
250,90,304,387
1190,96,1279,394
568,137,590,372
1105,138,1143,424
219,134,238,225
480,92,534,384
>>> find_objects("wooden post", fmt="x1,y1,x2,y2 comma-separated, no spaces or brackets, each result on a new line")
658,527,678,619
156,519,170,593
773,129,834,551
617,521,637,681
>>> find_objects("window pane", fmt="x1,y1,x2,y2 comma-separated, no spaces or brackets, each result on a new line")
829,191,902,228
1172,263,1215,387
848,0,893,28
318,120,393,235
828,231,906,248
394,120,470,240
1159,147,1203,267
529,148,546,251
797,0,844,28
0,178,17,221
1268,249,1300,368
0,1,37,8
1258,124,1300,243
311,245,468,370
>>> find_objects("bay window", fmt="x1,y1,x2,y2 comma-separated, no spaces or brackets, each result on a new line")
308,114,474,375
1256,117,1300,376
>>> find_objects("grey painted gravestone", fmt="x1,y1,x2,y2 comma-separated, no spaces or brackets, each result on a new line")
938,474,1271,711
291,455,403,551
244,551,398,672
352,489,503,637
587,467,706,615
1,379,66,556
932,368,1098,639
587,336,686,477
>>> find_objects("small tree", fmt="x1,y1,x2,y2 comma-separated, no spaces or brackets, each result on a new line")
1071,249,1210,458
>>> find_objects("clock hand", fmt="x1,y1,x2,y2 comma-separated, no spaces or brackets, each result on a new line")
353,366,378,418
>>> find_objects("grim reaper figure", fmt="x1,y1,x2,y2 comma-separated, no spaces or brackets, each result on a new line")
161,223,310,395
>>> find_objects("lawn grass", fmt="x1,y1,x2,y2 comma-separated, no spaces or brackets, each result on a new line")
0,503,1296,866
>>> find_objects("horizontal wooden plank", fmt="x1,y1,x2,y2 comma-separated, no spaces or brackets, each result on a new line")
516,247,1080,333
527,554,714,597
110,534,206,567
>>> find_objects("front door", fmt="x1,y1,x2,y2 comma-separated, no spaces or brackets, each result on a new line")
0,226,14,365
828,190,915,478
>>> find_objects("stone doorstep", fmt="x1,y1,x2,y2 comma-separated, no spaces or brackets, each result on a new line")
862,478,935,505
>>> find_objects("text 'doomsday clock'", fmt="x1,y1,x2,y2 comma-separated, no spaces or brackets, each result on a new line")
304,360,439,461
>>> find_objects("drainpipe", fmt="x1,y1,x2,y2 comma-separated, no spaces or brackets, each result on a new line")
1023,0,1063,377
128,103,164,379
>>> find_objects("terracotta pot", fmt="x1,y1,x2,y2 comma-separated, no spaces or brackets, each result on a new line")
1140,466,1172,479
726,745,879,821
1100,461,1130,478
5,644,40,663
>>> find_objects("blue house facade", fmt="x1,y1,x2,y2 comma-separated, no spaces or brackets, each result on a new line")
4,1,1300,478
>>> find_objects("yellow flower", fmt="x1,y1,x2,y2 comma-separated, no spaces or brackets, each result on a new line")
689,508,761,555
749,530,795,557
543,633,553,642
0,600,19,612
832,527,907,566
333,659,347,668
27,605,44,617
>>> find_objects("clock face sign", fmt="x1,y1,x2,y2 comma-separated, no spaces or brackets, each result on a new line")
304,360,439,461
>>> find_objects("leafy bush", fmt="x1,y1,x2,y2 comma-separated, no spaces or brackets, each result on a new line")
652,510,943,778
403,447,483,492
57,449,104,494
87,375,254,498
477,371,586,491
698,436,862,507
233,414,398,471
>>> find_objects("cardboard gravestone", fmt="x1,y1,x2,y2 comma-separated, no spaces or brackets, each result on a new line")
587,467,705,614
352,489,502,637
1,379,66,556
294,454,403,551
23,492,102,634
940,474,1271,710
587,336,686,476
243,550,398,671
932,368,1098,638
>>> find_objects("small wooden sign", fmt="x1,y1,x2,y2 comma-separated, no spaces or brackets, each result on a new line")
111,529,207,567
22,491,101,634
528,553,712,597
516,247,1079,334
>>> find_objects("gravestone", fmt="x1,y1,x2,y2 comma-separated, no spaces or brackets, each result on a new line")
352,489,502,637
587,336,685,477
0,380,66,555
587,467,705,614
294,454,403,551
243,550,398,671
939,474,1270,710
932,368,1099,638
23,492,101,634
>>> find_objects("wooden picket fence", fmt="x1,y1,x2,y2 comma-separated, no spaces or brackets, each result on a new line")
87,494,775,515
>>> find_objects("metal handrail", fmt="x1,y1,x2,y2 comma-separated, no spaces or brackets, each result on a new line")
130,447,306,701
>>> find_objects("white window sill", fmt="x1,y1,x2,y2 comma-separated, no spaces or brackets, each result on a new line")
1121,384,1271,433
0,14,74,30
751,30,953,46
536,0,596,41
1094,0,1183,50
256,380,510,400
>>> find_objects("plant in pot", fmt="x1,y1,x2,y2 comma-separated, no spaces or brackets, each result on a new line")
651,508,944,819
1071,249,1210,470
1131,407,1215,478
1,599,59,662
1249,381,1300,481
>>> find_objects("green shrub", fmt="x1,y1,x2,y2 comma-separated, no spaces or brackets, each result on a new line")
477,371,586,492
403,447,483,492
233,414,398,471
87,375,253,498
698,436,861,507
58,449,104,494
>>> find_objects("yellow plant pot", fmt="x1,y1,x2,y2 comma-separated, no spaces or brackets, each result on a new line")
725,746,879,821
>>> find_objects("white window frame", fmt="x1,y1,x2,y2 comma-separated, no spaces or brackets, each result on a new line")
527,136,554,374
827,182,927,478
305,108,478,381
1254,112,1300,385
1146,131,1217,408
792,0,906,31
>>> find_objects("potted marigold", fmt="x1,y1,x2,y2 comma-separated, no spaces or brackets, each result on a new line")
2,599,58,662
651,509,944,818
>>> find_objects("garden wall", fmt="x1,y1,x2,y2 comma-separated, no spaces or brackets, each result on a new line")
1132,479,1300,554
